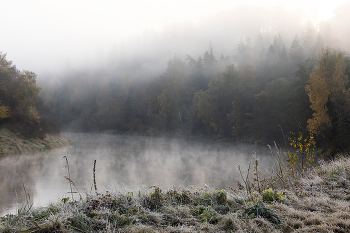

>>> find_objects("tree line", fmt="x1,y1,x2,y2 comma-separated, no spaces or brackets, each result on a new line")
37,29,350,156
1,26,350,156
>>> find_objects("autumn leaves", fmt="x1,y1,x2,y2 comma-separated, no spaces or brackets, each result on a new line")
306,48,349,138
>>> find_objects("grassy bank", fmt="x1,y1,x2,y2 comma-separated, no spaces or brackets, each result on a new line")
0,128,72,155
1,154,350,232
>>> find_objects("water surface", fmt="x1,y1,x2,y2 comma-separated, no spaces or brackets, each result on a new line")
0,133,275,216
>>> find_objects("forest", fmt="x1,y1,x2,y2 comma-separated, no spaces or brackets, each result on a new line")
1,22,350,157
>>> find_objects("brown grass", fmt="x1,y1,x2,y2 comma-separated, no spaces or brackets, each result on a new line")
0,128,72,155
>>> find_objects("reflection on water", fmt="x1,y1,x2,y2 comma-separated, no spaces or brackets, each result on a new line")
0,133,274,216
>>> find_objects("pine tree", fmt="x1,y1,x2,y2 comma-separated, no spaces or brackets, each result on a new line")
302,21,316,59
289,35,304,71
313,33,324,59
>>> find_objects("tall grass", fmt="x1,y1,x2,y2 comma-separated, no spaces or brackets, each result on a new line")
0,128,72,155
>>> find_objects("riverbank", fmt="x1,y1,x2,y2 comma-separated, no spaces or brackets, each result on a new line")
0,128,72,155
1,155,350,232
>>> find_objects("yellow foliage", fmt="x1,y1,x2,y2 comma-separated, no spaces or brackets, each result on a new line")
305,48,348,136
286,130,316,178
0,105,10,119
27,106,41,123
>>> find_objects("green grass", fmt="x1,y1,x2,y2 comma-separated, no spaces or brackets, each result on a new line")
3,152,350,232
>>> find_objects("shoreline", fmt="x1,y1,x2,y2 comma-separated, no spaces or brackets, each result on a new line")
0,128,73,155
1,156,350,232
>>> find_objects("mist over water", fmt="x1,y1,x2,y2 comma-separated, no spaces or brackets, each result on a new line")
0,133,275,216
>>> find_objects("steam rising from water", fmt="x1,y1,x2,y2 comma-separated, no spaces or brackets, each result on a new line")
0,133,275,215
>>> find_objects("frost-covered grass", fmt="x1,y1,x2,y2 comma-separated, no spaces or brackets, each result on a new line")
3,155,350,232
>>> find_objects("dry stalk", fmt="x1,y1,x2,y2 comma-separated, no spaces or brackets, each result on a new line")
252,153,261,193
93,159,97,194
268,142,287,189
22,183,31,206
62,156,73,199
238,163,252,198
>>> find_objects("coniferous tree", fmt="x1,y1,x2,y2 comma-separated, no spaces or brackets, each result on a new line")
289,35,305,72
203,45,216,78
302,21,317,59
313,33,324,58
255,33,265,62
266,45,277,67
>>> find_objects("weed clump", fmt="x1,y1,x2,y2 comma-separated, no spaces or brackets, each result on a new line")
244,200,283,225
215,190,227,204
199,206,217,223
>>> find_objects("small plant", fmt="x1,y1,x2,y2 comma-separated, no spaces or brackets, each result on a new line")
295,188,311,198
286,130,316,178
244,201,282,225
62,197,70,204
252,153,262,193
249,192,260,203
216,190,227,204
200,206,217,222
237,153,272,198
110,213,130,227
144,186,163,210
261,188,285,203
150,187,162,200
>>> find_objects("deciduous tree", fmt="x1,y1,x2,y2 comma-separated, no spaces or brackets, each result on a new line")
305,48,349,143
14,71,41,115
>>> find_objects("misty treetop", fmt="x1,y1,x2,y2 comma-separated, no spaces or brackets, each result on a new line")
19,25,350,156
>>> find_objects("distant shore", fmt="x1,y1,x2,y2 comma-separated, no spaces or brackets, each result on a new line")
0,128,72,155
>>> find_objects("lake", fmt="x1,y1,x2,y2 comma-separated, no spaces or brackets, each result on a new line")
0,132,275,216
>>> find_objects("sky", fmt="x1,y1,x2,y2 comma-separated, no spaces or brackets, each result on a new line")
1,0,349,73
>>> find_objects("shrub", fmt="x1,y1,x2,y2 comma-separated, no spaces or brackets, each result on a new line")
286,130,316,178
216,190,227,204
244,201,282,225
261,188,285,203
